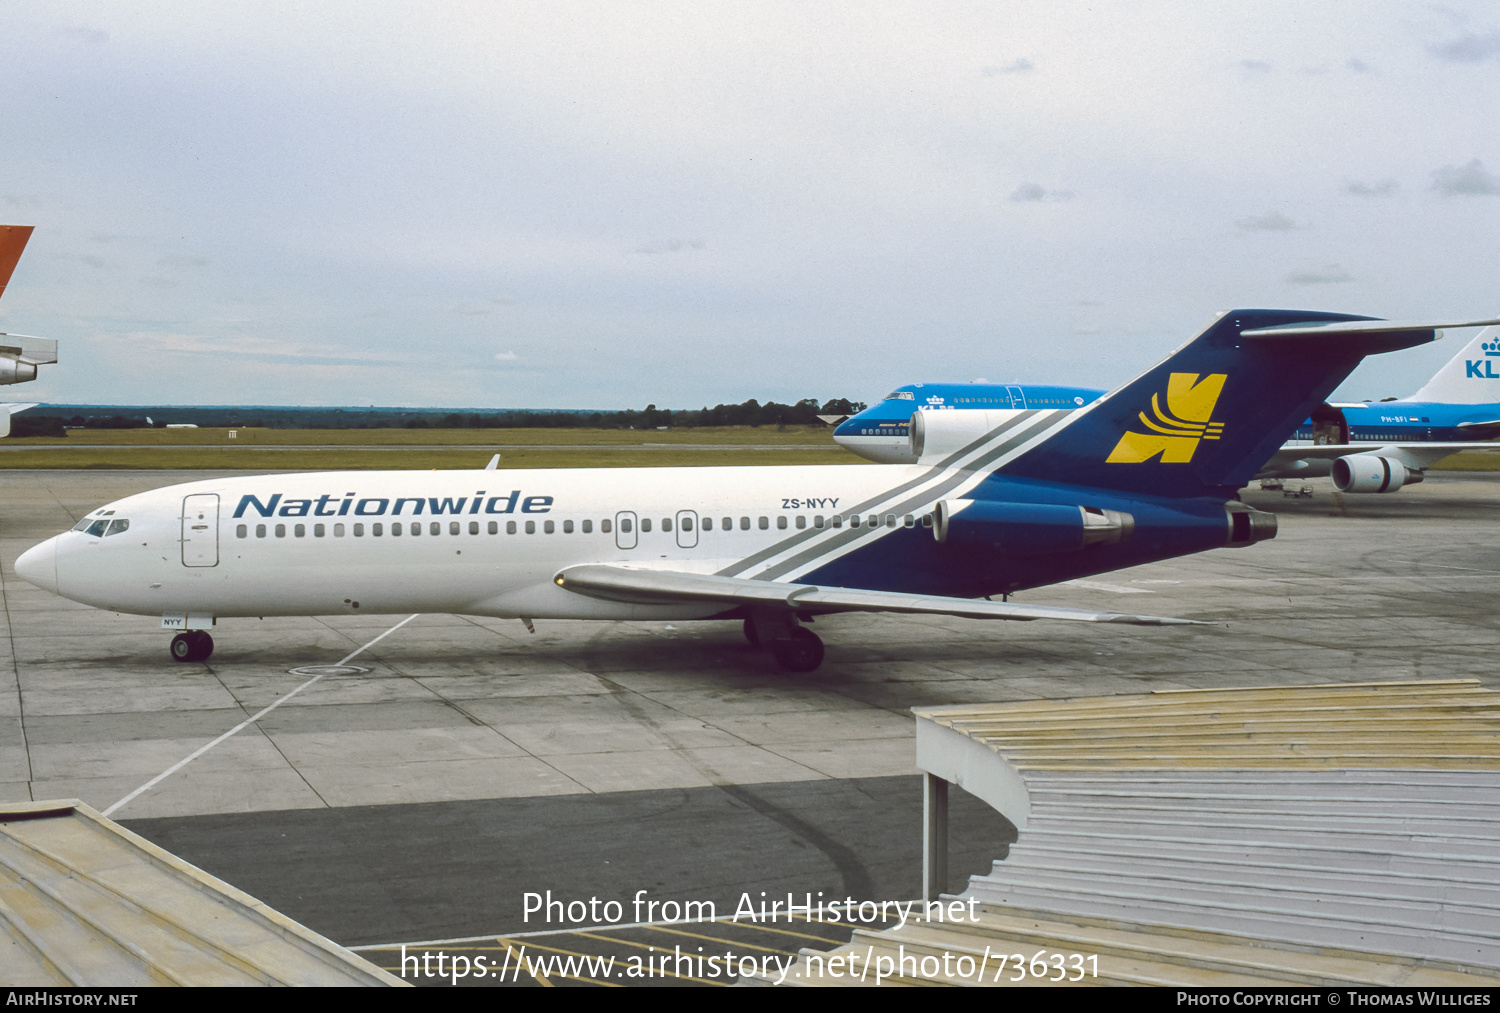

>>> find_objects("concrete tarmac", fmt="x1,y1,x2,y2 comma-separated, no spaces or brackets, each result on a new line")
3,469,1499,948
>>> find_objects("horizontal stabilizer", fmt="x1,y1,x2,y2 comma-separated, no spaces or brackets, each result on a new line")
0,333,57,364
1241,316,1500,339
554,564,1204,626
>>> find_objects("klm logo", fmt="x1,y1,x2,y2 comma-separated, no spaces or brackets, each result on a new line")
1466,339,1500,378
1106,372,1227,464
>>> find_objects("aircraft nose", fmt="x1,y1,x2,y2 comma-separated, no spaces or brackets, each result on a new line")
15,537,58,594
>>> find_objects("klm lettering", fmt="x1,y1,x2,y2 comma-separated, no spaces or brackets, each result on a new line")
1465,359,1500,379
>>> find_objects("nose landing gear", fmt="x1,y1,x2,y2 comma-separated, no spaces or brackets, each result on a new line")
170,630,214,663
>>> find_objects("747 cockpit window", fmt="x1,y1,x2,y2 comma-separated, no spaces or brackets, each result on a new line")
883,391,916,401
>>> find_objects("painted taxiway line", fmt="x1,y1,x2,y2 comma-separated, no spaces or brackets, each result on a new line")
101,614,421,818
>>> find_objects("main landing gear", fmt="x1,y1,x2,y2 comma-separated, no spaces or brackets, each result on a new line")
170,630,214,663
745,611,825,672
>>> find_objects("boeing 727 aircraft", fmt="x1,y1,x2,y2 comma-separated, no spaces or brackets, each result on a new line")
834,325,1500,493
14,309,1478,670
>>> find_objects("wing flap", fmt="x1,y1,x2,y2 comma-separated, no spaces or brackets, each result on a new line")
554,564,1205,626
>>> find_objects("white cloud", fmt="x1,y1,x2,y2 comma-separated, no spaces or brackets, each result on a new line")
494,351,519,362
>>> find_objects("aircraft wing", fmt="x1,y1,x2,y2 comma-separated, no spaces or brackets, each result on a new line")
553,564,1205,626
1261,441,1500,475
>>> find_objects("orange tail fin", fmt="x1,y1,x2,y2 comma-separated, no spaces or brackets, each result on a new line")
0,226,35,302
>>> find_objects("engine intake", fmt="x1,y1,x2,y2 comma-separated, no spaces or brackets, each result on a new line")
933,499,1134,555
1331,454,1421,493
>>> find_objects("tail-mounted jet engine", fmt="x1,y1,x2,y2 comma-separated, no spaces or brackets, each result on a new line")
1224,502,1277,547
933,499,1134,555
1331,454,1422,494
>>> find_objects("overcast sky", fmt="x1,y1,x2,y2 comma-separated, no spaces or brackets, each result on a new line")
2,2,1498,409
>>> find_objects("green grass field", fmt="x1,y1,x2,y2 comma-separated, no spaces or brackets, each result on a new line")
3,425,834,447
0,427,865,469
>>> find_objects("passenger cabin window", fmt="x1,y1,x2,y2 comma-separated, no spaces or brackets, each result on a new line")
373,523,383,536
563,520,574,533
507,521,517,534
257,524,267,538
294,524,306,538
488,521,498,534
740,517,750,530
795,516,806,529
236,524,247,538
582,519,593,533
758,517,768,530
662,518,672,532
641,518,652,533
601,519,611,533
334,524,345,537
314,523,325,537
525,520,536,534
776,516,788,530
544,520,555,534
275,524,287,538
354,524,365,537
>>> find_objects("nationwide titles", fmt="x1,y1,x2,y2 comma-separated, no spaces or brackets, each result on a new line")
232,490,553,519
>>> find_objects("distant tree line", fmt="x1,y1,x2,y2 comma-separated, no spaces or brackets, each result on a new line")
404,398,867,430
7,397,867,437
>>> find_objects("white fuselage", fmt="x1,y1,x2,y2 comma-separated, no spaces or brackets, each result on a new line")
18,465,937,623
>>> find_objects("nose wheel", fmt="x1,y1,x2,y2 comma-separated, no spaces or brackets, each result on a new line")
170,631,214,663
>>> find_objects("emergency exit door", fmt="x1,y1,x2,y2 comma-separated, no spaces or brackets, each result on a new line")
182,494,219,567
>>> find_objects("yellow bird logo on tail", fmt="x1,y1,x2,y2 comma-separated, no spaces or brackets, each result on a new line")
1106,372,1227,463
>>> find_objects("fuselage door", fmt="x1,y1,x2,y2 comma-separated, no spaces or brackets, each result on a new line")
675,510,698,549
614,511,637,550
181,494,219,567
1006,386,1028,410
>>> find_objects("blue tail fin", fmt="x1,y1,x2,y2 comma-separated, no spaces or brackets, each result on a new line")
997,309,1438,498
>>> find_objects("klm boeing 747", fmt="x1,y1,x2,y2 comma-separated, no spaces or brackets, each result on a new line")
834,325,1500,493
15,310,1485,670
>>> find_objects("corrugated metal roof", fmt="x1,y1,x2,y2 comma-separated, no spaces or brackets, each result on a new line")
0,799,408,986
766,680,1500,987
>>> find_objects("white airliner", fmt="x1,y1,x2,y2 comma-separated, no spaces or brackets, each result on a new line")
12,309,1469,670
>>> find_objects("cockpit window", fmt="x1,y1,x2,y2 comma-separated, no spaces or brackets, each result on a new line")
883,391,915,401
84,519,109,537
106,519,130,536
72,517,94,531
